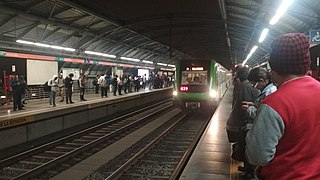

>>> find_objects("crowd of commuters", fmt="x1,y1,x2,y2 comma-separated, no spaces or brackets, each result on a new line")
7,72,172,110
228,33,320,179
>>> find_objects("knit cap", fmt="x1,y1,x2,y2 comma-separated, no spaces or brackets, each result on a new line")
269,33,310,74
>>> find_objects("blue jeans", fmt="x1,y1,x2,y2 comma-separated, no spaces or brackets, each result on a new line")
49,91,56,106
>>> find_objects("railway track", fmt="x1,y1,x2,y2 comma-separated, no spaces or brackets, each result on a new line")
0,100,174,180
85,111,213,180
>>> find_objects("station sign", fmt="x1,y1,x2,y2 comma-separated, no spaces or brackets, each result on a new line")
12,65,16,72
310,30,320,44
56,57,64,62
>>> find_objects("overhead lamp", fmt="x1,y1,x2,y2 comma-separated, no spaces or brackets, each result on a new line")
16,40,33,45
85,50,116,58
167,64,175,67
120,57,140,62
34,43,51,48
157,63,167,66
16,39,75,52
242,45,258,66
63,48,76,52
269,0,293,25
258,28,269,43
85,51,102,56
142,60,153,64
51,45,64,50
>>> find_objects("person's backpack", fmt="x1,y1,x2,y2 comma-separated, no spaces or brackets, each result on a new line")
100,77,107,87
43,81,51,92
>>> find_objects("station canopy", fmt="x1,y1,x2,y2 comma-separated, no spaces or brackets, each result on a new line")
0,0,319,70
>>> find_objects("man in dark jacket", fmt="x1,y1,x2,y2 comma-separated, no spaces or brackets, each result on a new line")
93,75,100,94
227,66,260,178
64,73,74,104
10,75,24,111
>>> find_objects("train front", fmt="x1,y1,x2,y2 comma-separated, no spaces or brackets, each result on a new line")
173,60,219,110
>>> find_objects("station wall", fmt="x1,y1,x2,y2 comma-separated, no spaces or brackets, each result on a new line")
0,57,26,79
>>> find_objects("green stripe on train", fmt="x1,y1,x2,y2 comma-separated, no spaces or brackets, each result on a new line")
176,92,211,100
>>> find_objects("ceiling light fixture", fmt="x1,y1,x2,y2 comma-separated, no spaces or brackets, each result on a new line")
16,39,75,52
157,63,167,66
242,45,258,66
258,28,269,43
120,57,140,62
85,50,116,58
142,60,153,64
269,0,294,25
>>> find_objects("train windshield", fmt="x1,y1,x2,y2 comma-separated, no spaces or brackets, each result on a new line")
181,70,208,85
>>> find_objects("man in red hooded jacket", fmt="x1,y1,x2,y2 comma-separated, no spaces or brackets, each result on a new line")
246,33,320,179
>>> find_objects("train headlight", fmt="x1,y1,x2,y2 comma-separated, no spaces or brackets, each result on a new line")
173,90,178,96
209,90,217,98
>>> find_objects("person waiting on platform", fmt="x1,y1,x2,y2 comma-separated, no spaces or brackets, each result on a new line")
19,75,29,107
93,75,100,94
10,75,24,111
246,33,320,179
64,73,74,104
239,67,276,175
48,75,58,107
78,74,87,101
118,75,124,95
98,74,108,98
57,73,65,102
112,75,118,96
226,66,260,179
242,67,277,119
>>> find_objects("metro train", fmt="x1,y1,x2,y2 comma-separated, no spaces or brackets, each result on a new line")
173,59,231,110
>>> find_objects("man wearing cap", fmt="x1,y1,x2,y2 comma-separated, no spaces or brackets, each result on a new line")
246,33,320,179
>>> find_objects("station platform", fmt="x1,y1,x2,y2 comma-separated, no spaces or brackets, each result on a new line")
179,86,241,179
0,89,150,117
0,88,172,151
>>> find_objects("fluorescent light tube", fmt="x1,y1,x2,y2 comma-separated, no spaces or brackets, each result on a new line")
120,57,140,62
269,0,293,25
62,47,76,52
242,45,258,65
259,28,269,43
102,54,116,58
34,43,51,47
16,40,34,45
85,51,116,58
157,63,167,66
17,39,75,52
142,60,153,64
51,45,64,50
